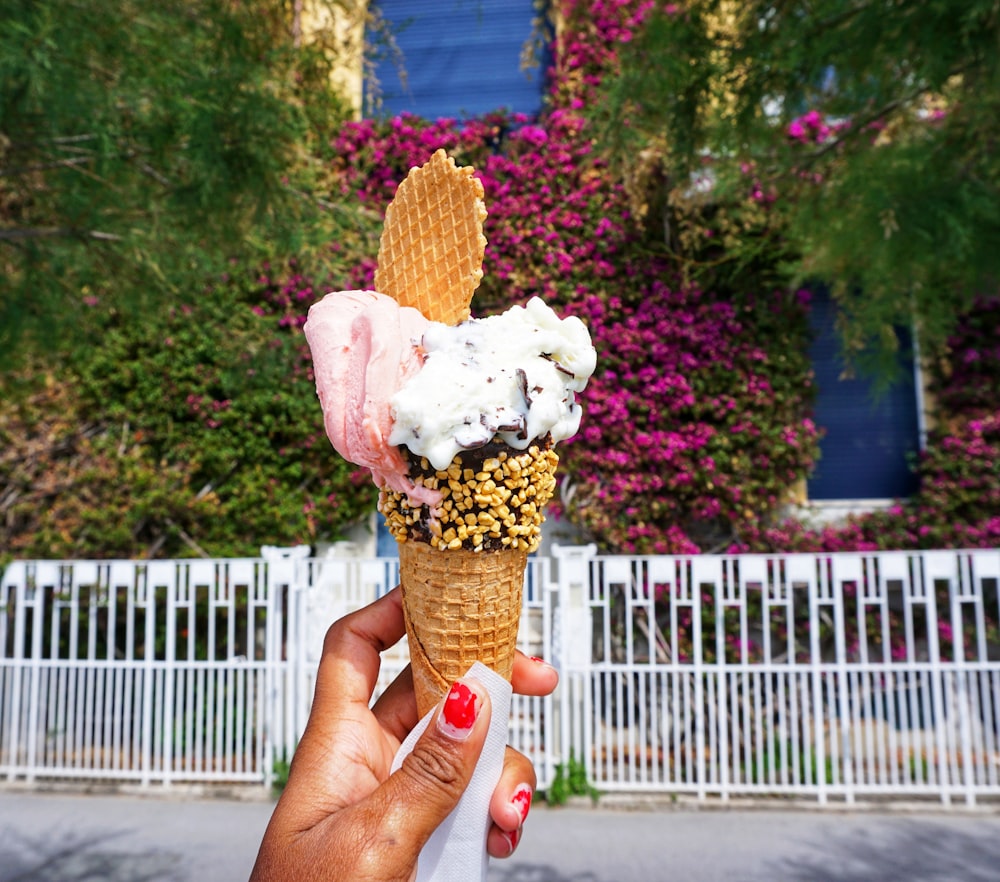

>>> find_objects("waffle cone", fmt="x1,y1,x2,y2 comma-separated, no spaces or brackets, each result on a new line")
374,149,487,326
399,541,527,716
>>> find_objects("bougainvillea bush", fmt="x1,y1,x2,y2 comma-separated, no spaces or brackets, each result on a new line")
325,0,821,553
4,0,993,559
549,0,1000,555
570,284,817,553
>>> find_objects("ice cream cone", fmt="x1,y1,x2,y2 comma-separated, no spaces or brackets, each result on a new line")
375,150,557,716
399,541,527,716
306,147,592,735
352,150,589,716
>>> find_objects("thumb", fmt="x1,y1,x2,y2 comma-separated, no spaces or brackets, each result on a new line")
371,678,491,867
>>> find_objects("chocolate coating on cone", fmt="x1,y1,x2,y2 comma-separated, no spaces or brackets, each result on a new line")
399,541,527,716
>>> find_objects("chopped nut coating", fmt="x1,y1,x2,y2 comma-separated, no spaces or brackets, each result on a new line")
379,435,558,552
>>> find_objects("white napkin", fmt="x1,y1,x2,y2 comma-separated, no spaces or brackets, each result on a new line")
390,661,513,882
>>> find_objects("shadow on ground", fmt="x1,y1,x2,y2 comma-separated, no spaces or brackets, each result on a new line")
781,821,1000,882
489,864,599,882
0,827,183,882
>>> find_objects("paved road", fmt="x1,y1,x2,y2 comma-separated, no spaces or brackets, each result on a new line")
2,789,999,881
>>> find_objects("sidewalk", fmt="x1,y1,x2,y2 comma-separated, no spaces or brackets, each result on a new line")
2,788,999,881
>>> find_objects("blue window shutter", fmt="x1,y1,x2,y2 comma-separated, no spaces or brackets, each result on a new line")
807,287,920,500
368,1,545,119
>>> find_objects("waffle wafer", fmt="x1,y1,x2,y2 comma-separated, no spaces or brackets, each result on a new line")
374,149,487,326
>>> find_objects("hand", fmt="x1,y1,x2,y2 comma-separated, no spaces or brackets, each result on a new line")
249,586,558,882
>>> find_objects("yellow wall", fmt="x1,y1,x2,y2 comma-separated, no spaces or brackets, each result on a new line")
298,0,367,116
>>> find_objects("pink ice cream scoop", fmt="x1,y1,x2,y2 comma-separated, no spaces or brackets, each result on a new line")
304,290,442,507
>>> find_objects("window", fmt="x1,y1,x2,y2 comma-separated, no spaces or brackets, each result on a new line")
367,0,546,120
806,287,921,500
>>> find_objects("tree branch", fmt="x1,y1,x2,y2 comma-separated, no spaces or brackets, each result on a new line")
0,156,93,177
0,227,122,242
137,161,171,187
164,517,212,558
802,62,971,166
285,183,384,221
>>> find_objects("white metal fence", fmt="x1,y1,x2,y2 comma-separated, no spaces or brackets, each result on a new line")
0,550,305,787
559,548,1000,806
2,546,999,805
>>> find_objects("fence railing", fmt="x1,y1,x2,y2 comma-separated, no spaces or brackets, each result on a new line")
2,547,998,805
563,548,1000,805
0,553,305,787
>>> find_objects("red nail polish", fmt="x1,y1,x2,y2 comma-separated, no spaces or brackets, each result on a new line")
529,656,546,664
511,783,532,824
438,680,479,740
502,826,522,855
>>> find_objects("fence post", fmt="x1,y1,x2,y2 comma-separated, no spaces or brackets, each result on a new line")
260,545,311,789
808,556,827,805
26,563,54,784
141,563,153,787
1,564,27,782
550,544,596,781
954,552,976,807
921,550,955,806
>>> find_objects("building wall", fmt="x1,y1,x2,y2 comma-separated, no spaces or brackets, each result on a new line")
299,0,367,115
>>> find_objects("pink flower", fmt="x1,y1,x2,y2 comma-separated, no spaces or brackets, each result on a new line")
787,120,807,140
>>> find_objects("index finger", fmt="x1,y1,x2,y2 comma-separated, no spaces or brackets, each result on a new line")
511,651,559,697
313,586,407,714
373,649,559,744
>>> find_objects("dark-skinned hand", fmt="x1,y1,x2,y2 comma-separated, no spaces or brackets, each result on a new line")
250,586,557,881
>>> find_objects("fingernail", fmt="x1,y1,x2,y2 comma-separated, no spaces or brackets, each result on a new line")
529,656,555,670
511,783,533,824
438,679,481,741
501,826,522,856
